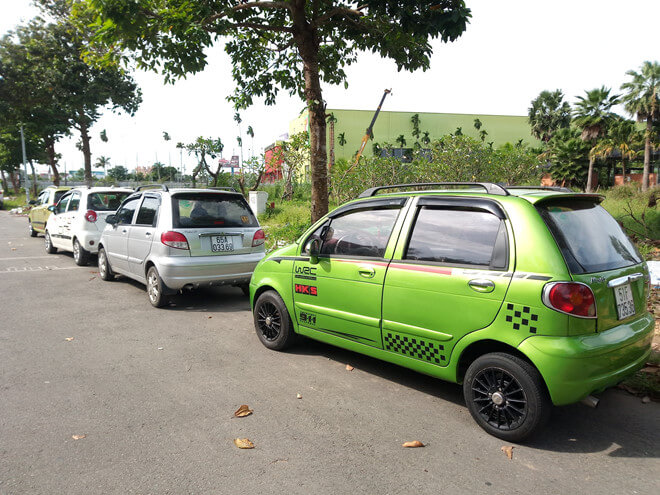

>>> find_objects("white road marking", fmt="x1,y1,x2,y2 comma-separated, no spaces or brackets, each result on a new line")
0,256,54,261
0,266,80,273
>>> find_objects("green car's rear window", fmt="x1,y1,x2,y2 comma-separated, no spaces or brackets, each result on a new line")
172,193,258,228
537,200,642,274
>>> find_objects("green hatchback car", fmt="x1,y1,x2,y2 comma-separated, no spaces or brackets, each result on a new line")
249,183,653,441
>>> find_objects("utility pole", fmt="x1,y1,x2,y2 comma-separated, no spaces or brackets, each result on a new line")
20,125,30,202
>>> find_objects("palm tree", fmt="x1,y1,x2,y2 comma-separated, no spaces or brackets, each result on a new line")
246,125,255,157
621,61,660,191
573,86,620,192
94,155,111,177
592,119,641,184
528,90,571,143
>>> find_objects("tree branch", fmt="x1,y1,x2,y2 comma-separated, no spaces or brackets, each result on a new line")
204,21,293,33
202,1,290,26
314,6,365,27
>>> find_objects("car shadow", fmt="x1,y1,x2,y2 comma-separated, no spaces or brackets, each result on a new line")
108,276,251,313
288,337,659,458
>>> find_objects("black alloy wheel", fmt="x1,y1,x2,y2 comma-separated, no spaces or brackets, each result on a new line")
463,352,551,442
253,290,296,351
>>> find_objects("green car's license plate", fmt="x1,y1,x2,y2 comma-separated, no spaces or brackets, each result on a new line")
614,284,635,320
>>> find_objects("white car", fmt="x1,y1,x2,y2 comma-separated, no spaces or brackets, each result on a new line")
45,187,134,265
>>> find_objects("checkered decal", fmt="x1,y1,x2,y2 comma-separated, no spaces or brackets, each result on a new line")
504,303,539,333
384,332,446,364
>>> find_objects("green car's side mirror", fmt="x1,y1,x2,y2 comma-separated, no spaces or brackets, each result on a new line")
309,238,321,265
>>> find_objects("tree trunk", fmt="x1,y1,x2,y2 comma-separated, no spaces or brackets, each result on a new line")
45,138,60,186
621,156,626,184
641,116,651,192
586,154,595,193
10,170,20,194
80,120,93,187
292,1,328,223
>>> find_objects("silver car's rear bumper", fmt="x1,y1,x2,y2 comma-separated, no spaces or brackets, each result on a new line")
155,251,265,289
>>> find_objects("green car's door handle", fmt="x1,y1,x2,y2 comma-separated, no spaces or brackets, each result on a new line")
468,279,495,293
358,266,376,278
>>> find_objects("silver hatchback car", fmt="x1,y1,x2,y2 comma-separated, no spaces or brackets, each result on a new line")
98,185,266,307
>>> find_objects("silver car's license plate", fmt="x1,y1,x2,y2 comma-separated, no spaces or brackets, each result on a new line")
211,235,236,252
614,284,635,320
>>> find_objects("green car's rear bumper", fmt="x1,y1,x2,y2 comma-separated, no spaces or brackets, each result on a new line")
518,312,654,405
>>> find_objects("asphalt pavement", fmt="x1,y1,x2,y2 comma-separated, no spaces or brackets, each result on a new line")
0,210,658,495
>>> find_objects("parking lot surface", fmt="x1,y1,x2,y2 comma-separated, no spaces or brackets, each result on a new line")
0,210,658,494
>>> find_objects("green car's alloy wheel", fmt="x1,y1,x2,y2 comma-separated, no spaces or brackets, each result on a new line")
98,248,114,281
146,266,167,308
45,231,57,254
28,221,37,237
254,290,296,351
73,239,90,266
463,353,551,442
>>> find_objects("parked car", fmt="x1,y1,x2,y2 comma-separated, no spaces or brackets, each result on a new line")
28,186,72,236
249,182,653,441
45,186,134,265
97,185,266,307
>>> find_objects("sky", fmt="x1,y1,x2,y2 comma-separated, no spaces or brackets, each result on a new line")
1,0,659,175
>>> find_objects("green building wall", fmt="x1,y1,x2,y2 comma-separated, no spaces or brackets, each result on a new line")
290,109,540,162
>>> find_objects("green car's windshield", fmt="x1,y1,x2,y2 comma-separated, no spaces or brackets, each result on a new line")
537,200,642,274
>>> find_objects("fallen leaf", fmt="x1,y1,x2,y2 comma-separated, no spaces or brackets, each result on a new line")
208,316,212,319
234,404,253,418
88,276,96,281
65,337,74,342
346,364,354,371
296,393,302,399
72,434,86,440
641,396,651,404
157,347,164,350
234,438,254,449
501,445,514,460
11,247,16,251
402,440,424,448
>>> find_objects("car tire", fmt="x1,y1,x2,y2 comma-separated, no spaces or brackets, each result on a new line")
463,352,551,442
98,247,114,281
146,266,168,308
73,238,90,266
253,290,297,351
45,231,57,254
28,221,37,237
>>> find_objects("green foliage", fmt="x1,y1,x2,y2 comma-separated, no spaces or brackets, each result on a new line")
107,165,128,181
621,61,660,124
543,127,590,187
573,86,620,142
527,90,571,142
601,186,660,241
331,135,541,203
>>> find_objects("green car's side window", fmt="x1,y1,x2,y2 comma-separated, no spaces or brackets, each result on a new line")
315,208,401,258
405,207,508,269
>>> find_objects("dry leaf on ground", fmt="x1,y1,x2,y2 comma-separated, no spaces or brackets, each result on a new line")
207,316,212,319
346,364,354,371
296,393,302,399
72,434,86,440
65,337,74,342
234,405,253,418
501,445,514,460
402,440,424,448
234,438,255,449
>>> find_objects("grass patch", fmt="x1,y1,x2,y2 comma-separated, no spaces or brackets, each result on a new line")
600,186,660,251
1,192,28,211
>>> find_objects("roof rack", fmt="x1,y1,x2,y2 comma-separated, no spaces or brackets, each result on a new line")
208,186,237,192
505,186,573,193
135,184,169,192
358,182,509,198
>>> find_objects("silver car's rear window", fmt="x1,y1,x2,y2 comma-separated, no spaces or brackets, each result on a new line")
172,193,258,228
86,192,132,211
537,199,642,274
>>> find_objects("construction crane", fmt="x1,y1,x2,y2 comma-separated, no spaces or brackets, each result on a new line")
351,88,391,169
